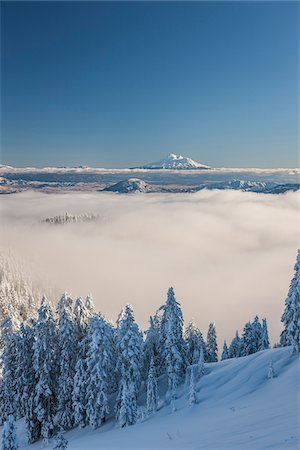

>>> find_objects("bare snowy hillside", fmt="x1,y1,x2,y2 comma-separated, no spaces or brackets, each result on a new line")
14,347,299,450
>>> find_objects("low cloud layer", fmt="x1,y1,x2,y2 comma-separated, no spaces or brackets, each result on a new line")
0,190,299,346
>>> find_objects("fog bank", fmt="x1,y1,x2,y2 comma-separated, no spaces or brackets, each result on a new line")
0,189,299,346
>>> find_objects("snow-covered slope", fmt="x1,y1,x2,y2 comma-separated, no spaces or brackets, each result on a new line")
103,178,149,193
133,153,211,170
16,347,299,449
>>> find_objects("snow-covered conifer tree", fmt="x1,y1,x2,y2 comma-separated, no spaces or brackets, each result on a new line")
146,357,158,415
0,317,17,421
160,288,186,399
221,341,229,360
86,315,114,428
185,322,206,365
260,319,270,350
115,305,143,426
267,360,275,379
117,378,137,428
14,322,41,443
280,250,300,352
53,431,68,450
197,346,205,377
56,293,76,431
241,322,256,356
229,331,242,358
72,297,90,428
188,367,197,406
206,323,218,362
144,316,160,376
85,294,95,317
1,415,18,450
33,297,57,443
251,316,263,352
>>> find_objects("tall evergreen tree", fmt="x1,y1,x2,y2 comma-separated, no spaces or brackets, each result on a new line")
56,293,77,431
281,250,300,352
161,288,186,399
72,297,90,428
1,415,18,450
206,323,218,362
86,315,114,428
33,297,57,443
15,322,41,443
0,317,17,421
115,305,143,426
143,316,160,376
241,322,256,356
146,357,158,415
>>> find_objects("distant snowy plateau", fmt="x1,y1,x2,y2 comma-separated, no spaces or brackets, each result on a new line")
12,347,300,449
0,153,299,194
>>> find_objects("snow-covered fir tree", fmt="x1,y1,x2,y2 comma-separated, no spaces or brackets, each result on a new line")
267,360,275,379
33,297,57,442
115,305,143,427
85,294,95,317
185,322,206,365
229,331,242,358
251,316,263,352
86,315,114,428
53,431,68,450
72,297,90,428
1,415,18,450
17,322,41,443
143,316,160,376
160,288,187,399
188,367,197,406
197,346,205,377
260,319,270,350
56,293,77,431
0,317,17,422
117,378,137,428
146,357,158,415
221,341,229,360
241,322,256,356
206,323,218,362
281,250,300,352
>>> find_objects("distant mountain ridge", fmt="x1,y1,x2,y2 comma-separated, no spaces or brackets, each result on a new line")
132,153,211,170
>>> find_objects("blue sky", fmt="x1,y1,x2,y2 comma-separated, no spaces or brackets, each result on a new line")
1,1,299,168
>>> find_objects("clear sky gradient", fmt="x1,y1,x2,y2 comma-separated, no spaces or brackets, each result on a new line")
1,1,299,168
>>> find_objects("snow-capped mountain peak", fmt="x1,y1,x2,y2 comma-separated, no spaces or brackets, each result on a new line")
132,153,210,170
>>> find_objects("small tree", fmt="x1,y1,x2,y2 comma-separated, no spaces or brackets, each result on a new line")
2,415,18,450
267,360,275,379
53,431,68,450
146,357,158,414
221,341,229,360
260,319,270,350
197,346,205,377
188,367,197,406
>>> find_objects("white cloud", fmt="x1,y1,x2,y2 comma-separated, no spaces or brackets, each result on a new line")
0,189,299,346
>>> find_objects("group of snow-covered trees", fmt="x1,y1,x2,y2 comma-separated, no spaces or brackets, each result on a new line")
221,315,270,360
0,249,299,448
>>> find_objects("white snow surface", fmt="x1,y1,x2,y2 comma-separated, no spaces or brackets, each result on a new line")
13,347,299,450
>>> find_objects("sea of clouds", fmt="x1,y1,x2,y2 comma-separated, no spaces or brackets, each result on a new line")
0,189,299,346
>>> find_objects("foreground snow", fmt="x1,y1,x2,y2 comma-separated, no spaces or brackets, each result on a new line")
13,347,299,450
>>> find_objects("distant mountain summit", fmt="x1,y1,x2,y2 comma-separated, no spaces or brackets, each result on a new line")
132,153,210,170
103,178,149,193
